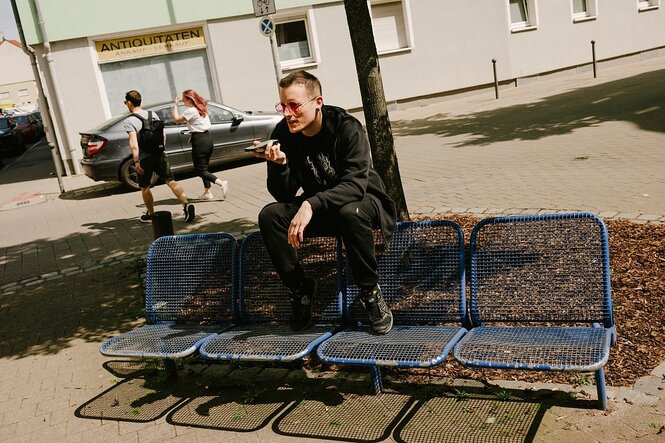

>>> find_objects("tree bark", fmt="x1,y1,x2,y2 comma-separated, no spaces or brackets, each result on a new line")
343,0,410,221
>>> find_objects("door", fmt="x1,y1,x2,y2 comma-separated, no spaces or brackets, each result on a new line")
152,105,189,169
182,104,255,164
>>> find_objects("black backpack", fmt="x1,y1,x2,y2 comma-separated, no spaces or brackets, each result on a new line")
131,111,165,153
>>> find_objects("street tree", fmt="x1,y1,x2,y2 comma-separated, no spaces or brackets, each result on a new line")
343,0,410,221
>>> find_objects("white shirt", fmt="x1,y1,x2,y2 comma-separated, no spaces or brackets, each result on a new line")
181,106,211,132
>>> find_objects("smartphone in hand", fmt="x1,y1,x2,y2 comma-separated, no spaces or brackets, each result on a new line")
244,139,279,153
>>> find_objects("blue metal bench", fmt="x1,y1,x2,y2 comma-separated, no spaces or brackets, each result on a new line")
453,213,616,409
317,220,468,393
100,233,237,372
199,231,342,362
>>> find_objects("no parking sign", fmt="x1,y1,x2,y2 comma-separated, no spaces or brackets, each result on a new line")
259,16,274,37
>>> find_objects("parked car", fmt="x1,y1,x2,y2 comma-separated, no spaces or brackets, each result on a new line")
12,112,44,142
80,101,283,190
0,116,25,155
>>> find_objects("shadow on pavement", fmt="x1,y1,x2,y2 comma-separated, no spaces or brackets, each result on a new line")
75,358,603,442
392,69,665,146
59,182,135,200
0,217,258,359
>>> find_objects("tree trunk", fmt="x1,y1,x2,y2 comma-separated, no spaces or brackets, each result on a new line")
343,0,410,221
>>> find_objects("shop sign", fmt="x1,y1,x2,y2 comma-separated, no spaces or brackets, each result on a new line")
95,27,206,63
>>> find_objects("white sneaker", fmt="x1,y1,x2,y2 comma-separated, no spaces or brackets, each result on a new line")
220,181,229,200
198,193,214,200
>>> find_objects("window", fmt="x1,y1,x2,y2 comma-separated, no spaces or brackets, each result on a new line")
207,105,234,124
638,0,659,11
572,0,597,21
275,18,315,68
0,91,10,101
369,0,413,54
18,89,29,97
100,49,214,116
509,0,538,31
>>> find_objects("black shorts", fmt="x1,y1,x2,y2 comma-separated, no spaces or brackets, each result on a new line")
138,152,174,188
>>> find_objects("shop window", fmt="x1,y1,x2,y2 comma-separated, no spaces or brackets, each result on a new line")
509,0,538,31
275,18,315,68
638,0,659,11
369,0,413,54
100,49,214,116
18,89,29,97
572,0,597,21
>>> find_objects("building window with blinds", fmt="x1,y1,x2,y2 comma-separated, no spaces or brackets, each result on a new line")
370,0,413,54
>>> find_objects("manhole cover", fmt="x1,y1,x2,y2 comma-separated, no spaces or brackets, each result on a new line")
1,194,47,211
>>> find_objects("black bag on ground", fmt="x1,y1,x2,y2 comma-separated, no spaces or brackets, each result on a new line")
132,111,165,153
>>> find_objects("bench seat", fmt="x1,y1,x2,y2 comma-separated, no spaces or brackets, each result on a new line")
455,326,612,371
199,231,342,363
452,213,615,409
100,233,237,363
317,220,467,392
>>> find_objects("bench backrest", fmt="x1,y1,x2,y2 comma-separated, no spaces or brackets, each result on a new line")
469,213,613,327
145,233,237,324
238,231,343,323
346,220,466,325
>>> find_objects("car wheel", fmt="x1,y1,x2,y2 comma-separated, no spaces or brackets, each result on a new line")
119,158,158,191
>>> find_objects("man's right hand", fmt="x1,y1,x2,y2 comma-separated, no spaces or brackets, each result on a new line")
135,161,144,175
253,140,287,165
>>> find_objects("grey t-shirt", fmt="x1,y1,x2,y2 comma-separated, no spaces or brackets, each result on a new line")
123,110,160,159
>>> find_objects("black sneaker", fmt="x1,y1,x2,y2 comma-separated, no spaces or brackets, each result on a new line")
289,277,317,331
183,203,195,222
359,285,393,335
139,212,152,223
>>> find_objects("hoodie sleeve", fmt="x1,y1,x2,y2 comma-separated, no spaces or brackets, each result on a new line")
266,121,301,202
306,119,369,212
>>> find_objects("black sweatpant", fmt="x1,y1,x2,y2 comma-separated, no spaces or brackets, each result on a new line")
190,131,218,188
258,196,381,292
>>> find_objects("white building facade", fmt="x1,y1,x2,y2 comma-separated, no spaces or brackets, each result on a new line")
13,0,665,173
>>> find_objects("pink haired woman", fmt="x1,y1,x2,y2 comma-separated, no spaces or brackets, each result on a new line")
173,89,229,200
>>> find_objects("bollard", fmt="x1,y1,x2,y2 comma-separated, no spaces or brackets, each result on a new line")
591,40,597,78
151,211,174,240
492,59,499,99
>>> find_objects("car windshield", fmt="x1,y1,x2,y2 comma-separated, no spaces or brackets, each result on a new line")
14,116,29,124
0,119,9,130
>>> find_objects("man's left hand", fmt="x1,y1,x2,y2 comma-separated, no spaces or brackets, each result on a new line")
289,201,313,248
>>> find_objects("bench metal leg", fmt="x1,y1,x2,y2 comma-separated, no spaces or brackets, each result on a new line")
163,359,178,380
370,366,383,394
595,368,608,410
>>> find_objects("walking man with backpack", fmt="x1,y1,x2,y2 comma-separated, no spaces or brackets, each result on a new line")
123,90,195,223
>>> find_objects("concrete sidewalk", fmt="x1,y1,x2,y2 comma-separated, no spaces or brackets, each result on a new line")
0,57,664,441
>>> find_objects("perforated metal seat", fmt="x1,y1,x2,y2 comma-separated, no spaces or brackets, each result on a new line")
453,213,615,409
317,220,467,393
100,233,237,359
199,231,342,362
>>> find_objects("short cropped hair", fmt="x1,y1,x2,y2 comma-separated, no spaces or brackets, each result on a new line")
125,90,142,107
278,70,322,97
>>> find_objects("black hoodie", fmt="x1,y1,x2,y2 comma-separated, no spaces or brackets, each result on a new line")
268,105,397,240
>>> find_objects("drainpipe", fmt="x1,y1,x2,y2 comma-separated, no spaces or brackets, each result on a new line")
10,0,65,192
32,0,81,175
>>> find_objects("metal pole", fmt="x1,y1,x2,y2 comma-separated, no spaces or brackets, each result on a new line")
9,0,65,193
269,32,282,89
492,59,499,99
591,40,597,78
33,0,81,175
